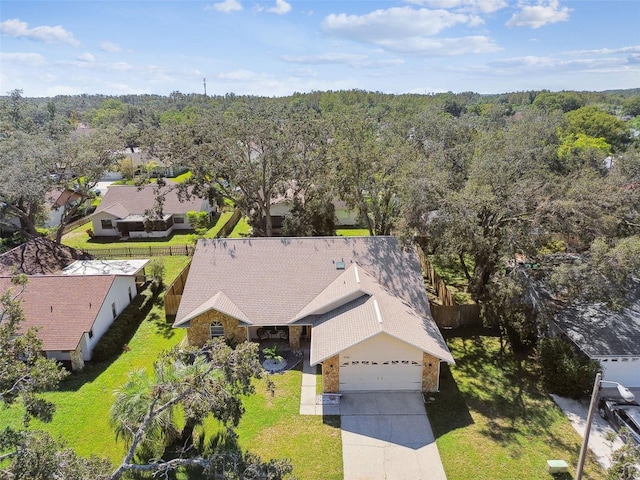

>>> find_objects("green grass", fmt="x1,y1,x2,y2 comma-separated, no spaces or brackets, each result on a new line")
228,216,252,238
426,333,605,480
0,257,190,464
62,211,233,250
173,171,192,183
429,253,474,304
236,366,343,480
335,227,369,237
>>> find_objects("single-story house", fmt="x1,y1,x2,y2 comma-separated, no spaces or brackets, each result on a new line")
0,237,93,276
553,292,640,388
90,184,215,239
172,236,454,393
44,188,91,229
0,273,138,370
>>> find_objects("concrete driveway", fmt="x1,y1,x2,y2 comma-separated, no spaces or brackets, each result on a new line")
340,392,447,480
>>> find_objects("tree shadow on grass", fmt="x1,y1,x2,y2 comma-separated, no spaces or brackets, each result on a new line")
446,335,581,458
425,363,475,437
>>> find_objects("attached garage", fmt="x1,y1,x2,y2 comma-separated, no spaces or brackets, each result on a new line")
339,334,424,391
599,357,640,388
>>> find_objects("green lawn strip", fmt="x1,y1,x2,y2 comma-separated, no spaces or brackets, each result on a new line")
228,216,252,238
335,227,369,237
236,367,343,480
0,257,189,465
427,334,605,480
62,211,233,250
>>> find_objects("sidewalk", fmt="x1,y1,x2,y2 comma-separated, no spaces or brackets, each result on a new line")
299,347,340,416
550,394,623,470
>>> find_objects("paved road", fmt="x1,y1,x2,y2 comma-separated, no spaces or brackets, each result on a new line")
341,392,447,480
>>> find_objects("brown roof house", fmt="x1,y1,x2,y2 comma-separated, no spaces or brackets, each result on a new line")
0,238,147,370
0,237,93,276
173,236,454,393
90,185,215,239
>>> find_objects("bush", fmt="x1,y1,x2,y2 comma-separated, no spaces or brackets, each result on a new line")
91,287,156,362
538,336,601,398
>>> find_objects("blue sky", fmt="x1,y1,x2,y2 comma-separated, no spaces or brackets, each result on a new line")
1,0,638,98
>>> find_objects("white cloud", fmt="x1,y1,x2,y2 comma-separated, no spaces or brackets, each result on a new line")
565,45,640,56
0,52,46,67
0,18,80,46
267,0,291,15
100,41,122,53
403,0,507,14
281,52,368,65
380,35,500,55
323,7,470,40
76,52,96,63
506,0,571,29
208,0,243,13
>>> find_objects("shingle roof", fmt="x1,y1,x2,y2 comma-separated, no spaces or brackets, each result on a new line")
0,237,93,276
93,185,208,218
0,275,115,351
555,291,640,357
174,236,453,363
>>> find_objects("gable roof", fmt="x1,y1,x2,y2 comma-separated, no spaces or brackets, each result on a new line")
554,289,640,357
174,236,453,363
93,185,208,219
0,275,116,351
0,237,93,276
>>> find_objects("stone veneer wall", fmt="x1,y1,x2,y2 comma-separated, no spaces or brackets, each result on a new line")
288,326,302,350
421,352,440,392
187,311,247,347
70,344,85,371
322,355,340,393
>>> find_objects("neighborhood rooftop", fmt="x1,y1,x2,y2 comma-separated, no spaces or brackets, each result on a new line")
0,237,92,276
62,259,149,276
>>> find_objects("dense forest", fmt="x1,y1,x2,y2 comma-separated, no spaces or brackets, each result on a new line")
2,87,640,345
1,87,640,478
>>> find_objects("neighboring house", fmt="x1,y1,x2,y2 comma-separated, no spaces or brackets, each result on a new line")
0,238,147,370
105,147,188,180
553,292,640,387
268,192,359,231
44,188,91,229
90,185,215,239
0,274,138,370
172,236,454,393
0,237,93,276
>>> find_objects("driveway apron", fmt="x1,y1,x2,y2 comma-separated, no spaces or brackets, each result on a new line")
340,392,447,480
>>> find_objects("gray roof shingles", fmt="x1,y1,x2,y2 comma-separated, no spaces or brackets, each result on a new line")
174,236,453,363
0,237,93,276
94,185,208,218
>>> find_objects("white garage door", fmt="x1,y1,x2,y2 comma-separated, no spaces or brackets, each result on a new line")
600,357,640,388
338,333,423,391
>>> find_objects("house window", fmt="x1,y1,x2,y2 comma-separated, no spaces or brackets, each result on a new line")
210,322,224,338
111,302,117,319
101,219,114,229
174,216,185,224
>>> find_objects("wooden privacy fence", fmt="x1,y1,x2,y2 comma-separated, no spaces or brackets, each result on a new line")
430,304,482,329
416,246,482,328
216,208,242,238
164,261,191,316
82,244,196,259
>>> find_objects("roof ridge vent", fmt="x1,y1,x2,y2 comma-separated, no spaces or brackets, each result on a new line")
354,265,360,284
373,299,382,324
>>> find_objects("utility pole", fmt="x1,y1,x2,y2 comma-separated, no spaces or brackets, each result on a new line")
203,78,207,97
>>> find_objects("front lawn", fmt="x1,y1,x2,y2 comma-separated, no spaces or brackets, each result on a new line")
426,333,605,480
237,366,343,480
0,257,190,464
62,211,233,250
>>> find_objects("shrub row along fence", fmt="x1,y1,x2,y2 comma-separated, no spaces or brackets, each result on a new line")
416,246,481,329
82,244,196,259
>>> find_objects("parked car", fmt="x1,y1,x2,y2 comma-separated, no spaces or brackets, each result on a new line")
598,398,640,444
